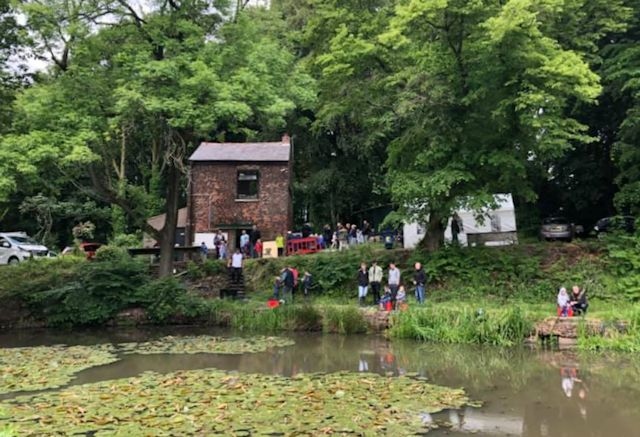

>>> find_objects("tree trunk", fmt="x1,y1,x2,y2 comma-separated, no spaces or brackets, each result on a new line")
158,164,180,278
421,213,445,253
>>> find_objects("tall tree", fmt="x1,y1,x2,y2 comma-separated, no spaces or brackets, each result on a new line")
2,2,313,275
384,0,613,250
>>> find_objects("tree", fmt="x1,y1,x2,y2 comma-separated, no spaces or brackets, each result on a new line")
606,1,640,214
380,0,608,250
2,2,314,275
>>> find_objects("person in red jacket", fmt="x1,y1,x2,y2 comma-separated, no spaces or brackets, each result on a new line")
254,239,263,258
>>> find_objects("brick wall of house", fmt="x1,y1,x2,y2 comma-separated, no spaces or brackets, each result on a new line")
189,161,292,241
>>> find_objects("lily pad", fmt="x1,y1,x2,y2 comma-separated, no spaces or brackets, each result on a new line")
118,335,295,355
0,344,118,395
0,369,469,435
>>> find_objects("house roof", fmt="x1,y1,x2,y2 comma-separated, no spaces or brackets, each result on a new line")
147,207,188,231
189,135,291,162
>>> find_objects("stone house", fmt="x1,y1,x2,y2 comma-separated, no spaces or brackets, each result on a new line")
186,135,292,250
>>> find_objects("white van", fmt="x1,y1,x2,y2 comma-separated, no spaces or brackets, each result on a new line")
0,232,50,265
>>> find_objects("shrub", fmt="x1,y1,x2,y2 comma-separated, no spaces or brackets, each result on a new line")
95,245,131,262
25,256,149,326
323,306,368,334
134,277,206,322
390,304,533,346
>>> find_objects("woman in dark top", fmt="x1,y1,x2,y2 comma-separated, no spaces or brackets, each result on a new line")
570,285,588,315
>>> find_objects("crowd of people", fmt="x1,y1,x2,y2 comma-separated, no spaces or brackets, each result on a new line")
357,261,427,310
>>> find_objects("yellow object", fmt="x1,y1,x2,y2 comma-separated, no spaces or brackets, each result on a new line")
275,235,284,248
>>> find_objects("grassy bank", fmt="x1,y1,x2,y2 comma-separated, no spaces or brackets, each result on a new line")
2,238,640,350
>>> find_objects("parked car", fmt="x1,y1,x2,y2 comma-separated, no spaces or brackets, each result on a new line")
0,232,50,264
593,216,636,236
539,217,574,242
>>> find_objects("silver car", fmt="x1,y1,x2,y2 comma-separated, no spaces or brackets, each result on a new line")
540,217,574,242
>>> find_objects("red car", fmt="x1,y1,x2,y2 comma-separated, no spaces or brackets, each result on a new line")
73,243,102,260
62,243,102,260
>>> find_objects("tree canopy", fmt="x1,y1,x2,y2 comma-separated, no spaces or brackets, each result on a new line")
1,0,639,255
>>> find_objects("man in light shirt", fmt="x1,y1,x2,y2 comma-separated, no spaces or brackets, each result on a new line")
228,247,244,283
388,263,401,307
368,260,383,304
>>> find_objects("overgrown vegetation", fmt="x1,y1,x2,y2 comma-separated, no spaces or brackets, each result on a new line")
1,238,640,350
389,305,534,347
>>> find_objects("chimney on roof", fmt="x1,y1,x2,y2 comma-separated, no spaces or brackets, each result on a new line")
281,133,290,144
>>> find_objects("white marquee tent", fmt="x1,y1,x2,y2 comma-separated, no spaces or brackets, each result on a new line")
403,193,517,249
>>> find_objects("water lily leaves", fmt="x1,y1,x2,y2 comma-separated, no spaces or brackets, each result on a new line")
0,369,468,436
0,344,118,395
118,335,295,355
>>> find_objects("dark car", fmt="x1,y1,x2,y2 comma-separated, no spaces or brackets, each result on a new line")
540,217,574,242
593,216,636,236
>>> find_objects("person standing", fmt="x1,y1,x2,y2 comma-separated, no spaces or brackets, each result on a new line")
337,224,348,251
322,224,333,250
213,230,224,258
281,266,294,302
302,271,313,299
357,263,369,306
218,238,228,260
349,224,358,246
250,224,261,258
228,247,244,284
368,260,383,304
275,233,285,257
413,262,427,304
240,230,250,255
388,263,401,308
199,241,208,262
451,213,463,245
254,238,263,258
362,220,371,243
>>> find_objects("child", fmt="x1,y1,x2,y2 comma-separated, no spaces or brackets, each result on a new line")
379,286,392,311
254,239,263,258
396,284,407,310
557,287,570,317
218,239,227,260
273,276,283,300
302,271,313,298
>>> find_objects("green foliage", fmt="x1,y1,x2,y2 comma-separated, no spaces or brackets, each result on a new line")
244,246,405,297
24,256,149,326
0,257,81,299
94,245,131,262
605,235,640,301
390,304,534,347
132,277,191,323
323,305,368,334
109,233,141,248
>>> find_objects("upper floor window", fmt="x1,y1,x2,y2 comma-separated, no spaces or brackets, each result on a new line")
237,170,259,200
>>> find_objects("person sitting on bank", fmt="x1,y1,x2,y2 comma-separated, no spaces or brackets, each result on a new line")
557,287,570,317
396,284,407,309
570,285,589,315
379,286,392,311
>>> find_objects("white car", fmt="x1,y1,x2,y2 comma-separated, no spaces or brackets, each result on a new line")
0,232,50,265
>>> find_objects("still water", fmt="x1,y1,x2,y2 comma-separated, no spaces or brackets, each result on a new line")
1,327,638,436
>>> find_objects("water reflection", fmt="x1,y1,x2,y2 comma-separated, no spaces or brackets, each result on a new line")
1,328,639,436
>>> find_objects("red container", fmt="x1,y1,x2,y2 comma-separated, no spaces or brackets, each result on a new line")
385,301,392,311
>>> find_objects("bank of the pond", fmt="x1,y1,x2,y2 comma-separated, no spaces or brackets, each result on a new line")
2,240,640,350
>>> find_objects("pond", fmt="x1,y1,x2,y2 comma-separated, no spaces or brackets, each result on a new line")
1,327,638,436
